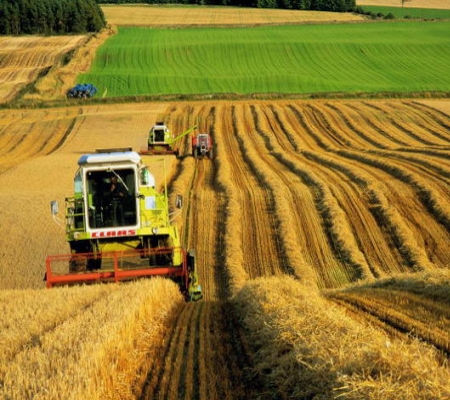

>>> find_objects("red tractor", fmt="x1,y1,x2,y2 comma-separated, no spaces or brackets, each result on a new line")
192,133,213,159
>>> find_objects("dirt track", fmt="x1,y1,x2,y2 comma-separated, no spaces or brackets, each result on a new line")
2,98,450,396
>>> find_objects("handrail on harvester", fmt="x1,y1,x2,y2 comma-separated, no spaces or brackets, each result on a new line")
45,248,188,289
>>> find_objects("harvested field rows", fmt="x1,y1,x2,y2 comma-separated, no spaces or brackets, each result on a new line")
325,270,450,357
2,98,450,397
139,301,257,400
156,99,450,290
0,36,87,104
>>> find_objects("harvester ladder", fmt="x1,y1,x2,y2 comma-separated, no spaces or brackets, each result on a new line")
65,196,85,231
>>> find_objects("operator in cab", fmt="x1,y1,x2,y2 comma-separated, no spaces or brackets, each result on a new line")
109,175,125,199
107,174,125,226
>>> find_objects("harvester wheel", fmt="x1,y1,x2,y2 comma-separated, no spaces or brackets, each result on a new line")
193,148,198,159
187,249,203,301
187,249,195,270
208,147,214,159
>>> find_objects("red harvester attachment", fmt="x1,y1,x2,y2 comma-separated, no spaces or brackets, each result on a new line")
45,248,194,295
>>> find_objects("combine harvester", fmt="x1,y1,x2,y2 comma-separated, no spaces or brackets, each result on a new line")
45,148,203,301
140,122,197,157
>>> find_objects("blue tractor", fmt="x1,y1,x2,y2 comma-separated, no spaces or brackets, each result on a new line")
67,83,98,99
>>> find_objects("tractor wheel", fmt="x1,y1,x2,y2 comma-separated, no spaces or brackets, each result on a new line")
208,147,214,159
193,148,198,159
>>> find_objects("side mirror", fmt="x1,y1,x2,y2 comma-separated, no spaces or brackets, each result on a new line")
175,195,183,209
51,200,59,216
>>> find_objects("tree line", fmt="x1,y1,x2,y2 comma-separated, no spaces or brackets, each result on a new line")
95,0,356,13
0,0,355,36
0,0,106,35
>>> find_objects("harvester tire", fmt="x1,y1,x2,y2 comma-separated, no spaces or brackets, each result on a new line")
187,249,196,269
186,249,203,301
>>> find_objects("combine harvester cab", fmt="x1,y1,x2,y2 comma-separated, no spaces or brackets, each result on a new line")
140,122,197,157
192,133,214,159
45,148,202,301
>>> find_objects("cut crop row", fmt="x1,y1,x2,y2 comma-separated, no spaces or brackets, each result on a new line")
242,103,357,288
0,109,80,174
264,103,418,279
327,287,450,356
382,101,450,144
338,149,450,268
362,101,450,146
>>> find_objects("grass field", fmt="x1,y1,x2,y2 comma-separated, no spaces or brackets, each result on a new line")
78,21,450,98
360,5,450,18
357,0,450,9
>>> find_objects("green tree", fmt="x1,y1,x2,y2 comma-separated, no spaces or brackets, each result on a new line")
0,0,105,35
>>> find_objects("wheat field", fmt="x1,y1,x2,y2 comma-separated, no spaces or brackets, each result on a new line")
0,35,88,104
2,98,450,398
101,4,365,27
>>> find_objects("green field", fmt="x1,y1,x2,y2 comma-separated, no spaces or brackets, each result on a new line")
361,6,450,19
79,21,450,98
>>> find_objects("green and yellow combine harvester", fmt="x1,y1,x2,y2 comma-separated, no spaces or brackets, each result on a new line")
45,148,203,301
140,121,197,156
